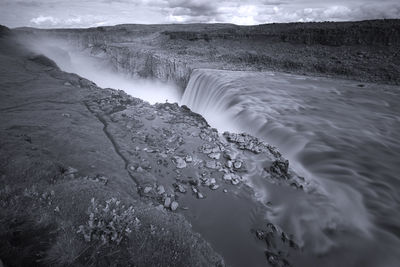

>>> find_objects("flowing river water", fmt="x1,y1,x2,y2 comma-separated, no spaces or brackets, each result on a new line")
40,44,400,266
181,69,400,267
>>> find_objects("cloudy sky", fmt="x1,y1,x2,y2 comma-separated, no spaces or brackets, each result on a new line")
1,0,399,28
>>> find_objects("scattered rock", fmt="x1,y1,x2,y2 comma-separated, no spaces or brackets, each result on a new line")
231,178,240,185
61,113,71,118
201,177,217,187
157,185,165,195
173,156,187,169
223,132,268,154
210,184,219,190
233,160,243,169
205,160,221,169
191,186,198,193
65,166,78,175
197,192,205,199
269,159,289,177
188,178,199,186
224,150,235,160
164,197,172,208
143,186,152,194
208,152,220,160
226,160,233,168
94,175,109,185
54,206,60,212
252,223,299,267
173,183,187,193
171,201,179,211
185,155,193,163
223,173,241,182
223,189,228,193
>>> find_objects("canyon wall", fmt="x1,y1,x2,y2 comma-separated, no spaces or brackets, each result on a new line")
15,28,194,90
164,19,400,46
14,19,400,87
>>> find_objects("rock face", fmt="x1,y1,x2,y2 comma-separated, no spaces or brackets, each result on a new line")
15,19,400,87
0,25,11,37
164,19,400,46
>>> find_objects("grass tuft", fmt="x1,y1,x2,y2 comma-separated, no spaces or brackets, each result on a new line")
77,197,140,245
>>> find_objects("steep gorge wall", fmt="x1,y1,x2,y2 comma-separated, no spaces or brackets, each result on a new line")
14,19,400,88
164,19,400,46
15,29,193,90
98,45,192,89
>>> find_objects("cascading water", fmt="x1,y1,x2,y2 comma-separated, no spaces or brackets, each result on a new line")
181,68,400,266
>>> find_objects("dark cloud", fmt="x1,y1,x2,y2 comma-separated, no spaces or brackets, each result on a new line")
15,1,45,7
166,0,218,17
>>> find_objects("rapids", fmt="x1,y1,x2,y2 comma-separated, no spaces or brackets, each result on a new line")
181,69,400,266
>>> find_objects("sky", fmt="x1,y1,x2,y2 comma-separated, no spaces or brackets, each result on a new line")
0,0,399,28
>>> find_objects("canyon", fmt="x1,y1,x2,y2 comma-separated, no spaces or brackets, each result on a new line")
1,19,400,267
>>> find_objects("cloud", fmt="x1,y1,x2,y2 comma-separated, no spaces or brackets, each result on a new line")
1,0,400,28
30,15,59,25
30,14,106,27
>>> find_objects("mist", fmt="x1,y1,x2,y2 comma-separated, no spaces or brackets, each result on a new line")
28,38,181,104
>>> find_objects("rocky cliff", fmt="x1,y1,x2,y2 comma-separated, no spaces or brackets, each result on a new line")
165,19,400,46
15,19,400,88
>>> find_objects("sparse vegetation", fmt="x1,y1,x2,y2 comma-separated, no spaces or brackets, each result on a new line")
77,197,140,245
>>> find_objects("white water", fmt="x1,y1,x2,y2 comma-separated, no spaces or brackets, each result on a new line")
30,40,180,104
181,69,400,266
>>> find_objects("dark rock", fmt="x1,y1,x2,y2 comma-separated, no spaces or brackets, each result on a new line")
29,54,60,69
173,183,187,193
270,160,289,177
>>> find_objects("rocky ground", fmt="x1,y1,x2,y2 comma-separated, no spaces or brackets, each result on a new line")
0,30,223,266
0,27,312,266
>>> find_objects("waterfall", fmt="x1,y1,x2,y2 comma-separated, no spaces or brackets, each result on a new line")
181,69,309,159
181,69,239,132
180,68,400,257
